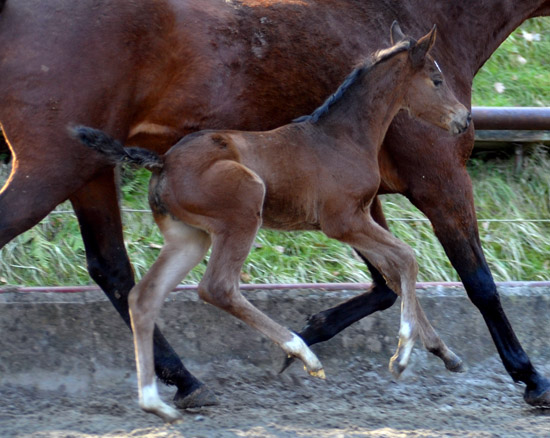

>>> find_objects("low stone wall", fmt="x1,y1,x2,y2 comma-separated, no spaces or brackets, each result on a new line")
1,285,549,390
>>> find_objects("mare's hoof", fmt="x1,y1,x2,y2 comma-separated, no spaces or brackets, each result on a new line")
524,386,550,408
173,385,219,409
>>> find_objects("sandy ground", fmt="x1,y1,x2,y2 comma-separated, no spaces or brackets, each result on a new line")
2,355,550,438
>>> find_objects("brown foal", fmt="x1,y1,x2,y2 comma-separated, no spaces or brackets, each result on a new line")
74,23,470,422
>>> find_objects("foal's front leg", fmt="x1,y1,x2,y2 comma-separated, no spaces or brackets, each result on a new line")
325,213,460,376
129,218,211,423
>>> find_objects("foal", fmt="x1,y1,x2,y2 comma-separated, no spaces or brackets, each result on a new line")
74,23,470,422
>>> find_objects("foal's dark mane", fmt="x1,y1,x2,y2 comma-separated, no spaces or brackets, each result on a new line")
293,39,413,124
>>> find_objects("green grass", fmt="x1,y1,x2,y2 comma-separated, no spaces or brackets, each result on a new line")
1,18,549,287
472,18,550,107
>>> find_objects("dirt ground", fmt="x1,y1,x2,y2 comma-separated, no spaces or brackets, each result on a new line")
2,355,550,438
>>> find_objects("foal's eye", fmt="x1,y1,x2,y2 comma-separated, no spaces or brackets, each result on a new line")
433,79,443,87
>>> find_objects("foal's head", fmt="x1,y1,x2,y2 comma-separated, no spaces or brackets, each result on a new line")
392,22,471,135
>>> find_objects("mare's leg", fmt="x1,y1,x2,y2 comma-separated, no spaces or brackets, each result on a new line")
407,165,550,406
0,166,73,248
0,123,215,408
323,212,460,376
69,170,217,408
129,217,211,423
0,130,10,163
0,123,106,247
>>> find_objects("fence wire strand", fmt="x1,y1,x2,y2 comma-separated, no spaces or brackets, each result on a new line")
47,209,550,223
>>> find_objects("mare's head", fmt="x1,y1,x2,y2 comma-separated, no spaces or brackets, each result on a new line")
392,22,471,135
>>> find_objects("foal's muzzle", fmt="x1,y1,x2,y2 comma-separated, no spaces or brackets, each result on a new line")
449,110,472,135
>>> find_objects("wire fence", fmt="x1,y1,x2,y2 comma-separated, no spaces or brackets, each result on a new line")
47,208,550,224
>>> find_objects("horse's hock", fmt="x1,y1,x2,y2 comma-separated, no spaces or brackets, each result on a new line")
1,285,549,390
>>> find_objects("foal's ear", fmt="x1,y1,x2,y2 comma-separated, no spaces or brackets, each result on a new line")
410,24,437,67
390,20,406,44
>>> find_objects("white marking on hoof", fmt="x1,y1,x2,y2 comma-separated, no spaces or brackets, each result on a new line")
140,382,182,423
399,339,414,368
396,320,415,369
283,334,325,378
398,321,414,368
399,321,411,339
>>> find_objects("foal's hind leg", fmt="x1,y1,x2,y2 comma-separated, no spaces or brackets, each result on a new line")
194,163,324,378
129,217,211,423
70,170,216,409
0,125,213,408
199,229,325,378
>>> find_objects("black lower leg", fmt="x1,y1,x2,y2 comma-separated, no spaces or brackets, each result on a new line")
462,266,550,405
298,251,397,346
462,269,539,384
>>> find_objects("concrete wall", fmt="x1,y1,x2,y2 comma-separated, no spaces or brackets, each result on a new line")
1,286,549,389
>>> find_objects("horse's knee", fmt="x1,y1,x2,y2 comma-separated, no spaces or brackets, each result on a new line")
86,249,134,293
128,285,156,332
381,244,418,292
86,255,108,285
128,286,144,319
198,278,239,311
128,286,140,313
462,267,501,310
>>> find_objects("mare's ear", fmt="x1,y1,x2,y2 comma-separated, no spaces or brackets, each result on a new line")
390,20,406,44
410,24,437,67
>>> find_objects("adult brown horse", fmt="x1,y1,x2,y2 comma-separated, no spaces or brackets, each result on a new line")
0,0,549,409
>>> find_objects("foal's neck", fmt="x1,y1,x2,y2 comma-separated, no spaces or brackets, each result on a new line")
319,54,412,150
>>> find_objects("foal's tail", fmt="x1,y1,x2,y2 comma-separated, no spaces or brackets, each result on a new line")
71,126,163,171
0,0,6,14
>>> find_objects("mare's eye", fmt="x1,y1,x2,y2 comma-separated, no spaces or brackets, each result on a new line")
433,79,443,87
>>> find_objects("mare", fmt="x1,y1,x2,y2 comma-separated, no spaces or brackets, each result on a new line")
1,0,550,408
74,23,470,422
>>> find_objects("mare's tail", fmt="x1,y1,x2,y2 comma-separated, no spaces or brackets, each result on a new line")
71,126,163,171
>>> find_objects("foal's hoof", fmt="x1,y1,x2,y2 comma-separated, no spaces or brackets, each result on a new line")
388,358,406,380
444,353,466,373
145,406,183,424
524,386,550,408
306,366,326,380
173,385,219,409
159,410,184,425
